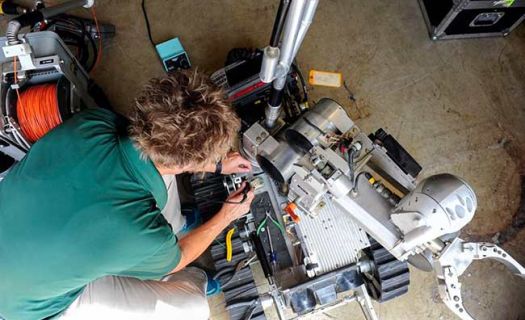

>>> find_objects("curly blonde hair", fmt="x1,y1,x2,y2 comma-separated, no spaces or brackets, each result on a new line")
128,70,240,168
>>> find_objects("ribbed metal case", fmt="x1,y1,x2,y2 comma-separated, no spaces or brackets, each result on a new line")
295,195,370,276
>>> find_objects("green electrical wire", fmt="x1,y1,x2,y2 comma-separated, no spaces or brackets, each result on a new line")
256,219,266,236
256,216,286,236
497,0,515,6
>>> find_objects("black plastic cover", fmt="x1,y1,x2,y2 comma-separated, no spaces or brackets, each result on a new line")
369,129,422,178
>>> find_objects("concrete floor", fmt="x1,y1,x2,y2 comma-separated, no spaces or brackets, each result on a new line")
8,0,525,319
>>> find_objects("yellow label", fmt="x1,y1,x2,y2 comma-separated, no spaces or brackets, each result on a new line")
308,70,342,88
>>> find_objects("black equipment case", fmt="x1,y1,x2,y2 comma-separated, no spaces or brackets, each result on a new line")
418,0,525,40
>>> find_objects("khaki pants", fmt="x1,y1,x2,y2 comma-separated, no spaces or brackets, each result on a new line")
61,175,210,320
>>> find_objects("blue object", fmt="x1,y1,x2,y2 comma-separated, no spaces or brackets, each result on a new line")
179,207,202,235
206,277,222,297
155,37,191,72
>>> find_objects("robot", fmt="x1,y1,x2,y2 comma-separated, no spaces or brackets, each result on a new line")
194,1,525,319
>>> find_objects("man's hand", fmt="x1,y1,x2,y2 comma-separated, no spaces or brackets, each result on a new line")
170,181,254,273
219,182,255,223
221,152,252,174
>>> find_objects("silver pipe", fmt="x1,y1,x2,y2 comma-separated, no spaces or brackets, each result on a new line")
260,46,280,83
41,0,90,19
264,103,282,129
291,0,319,58
272,0,307,91
265,0,307,128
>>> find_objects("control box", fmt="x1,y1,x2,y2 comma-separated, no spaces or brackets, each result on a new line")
155,37,191,72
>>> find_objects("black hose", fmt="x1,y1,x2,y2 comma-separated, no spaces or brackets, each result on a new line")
269,0,291,47
352,171,371,193
6,11,45,45
347,147,356,185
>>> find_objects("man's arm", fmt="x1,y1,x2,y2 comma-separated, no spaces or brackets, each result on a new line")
170,182,254,273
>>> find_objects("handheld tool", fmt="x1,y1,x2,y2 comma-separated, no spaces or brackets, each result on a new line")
256,210,285,236
214,254,257,289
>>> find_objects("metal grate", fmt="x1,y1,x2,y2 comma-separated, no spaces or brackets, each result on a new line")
295,195,370,276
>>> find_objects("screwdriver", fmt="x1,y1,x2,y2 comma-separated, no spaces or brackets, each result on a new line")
266,227,277,271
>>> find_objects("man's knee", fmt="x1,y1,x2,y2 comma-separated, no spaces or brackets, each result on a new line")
62,270,210,320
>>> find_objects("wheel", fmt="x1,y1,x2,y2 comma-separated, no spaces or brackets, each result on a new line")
363,238,410,302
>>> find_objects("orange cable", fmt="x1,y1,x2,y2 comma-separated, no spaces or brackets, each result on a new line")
16,83,62,143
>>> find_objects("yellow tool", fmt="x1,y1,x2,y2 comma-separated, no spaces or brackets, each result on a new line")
225,227,235,262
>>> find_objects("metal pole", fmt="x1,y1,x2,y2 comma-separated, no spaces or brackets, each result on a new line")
292,0,319,58
265,0,307,128
41,0,92,19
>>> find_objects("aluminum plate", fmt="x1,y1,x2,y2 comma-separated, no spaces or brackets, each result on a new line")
295,195,370,276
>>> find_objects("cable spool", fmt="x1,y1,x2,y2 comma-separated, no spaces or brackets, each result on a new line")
15,82,64,143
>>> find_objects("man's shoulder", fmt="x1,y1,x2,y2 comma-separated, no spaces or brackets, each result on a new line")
65,108,127,134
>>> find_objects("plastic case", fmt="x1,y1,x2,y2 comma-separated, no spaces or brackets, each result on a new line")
418,0,525,40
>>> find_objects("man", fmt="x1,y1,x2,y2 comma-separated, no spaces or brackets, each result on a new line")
0,70,255,319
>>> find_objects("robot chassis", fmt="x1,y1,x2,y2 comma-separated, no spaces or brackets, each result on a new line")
207,0,525,319
223,98,525,320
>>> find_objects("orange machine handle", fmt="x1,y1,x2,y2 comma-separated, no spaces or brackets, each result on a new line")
285,202,301,223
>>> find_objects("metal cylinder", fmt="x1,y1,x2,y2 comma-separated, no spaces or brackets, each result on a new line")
273,0,306,91
264,104,282,129
292,0,319,58
41,0,90,18
265,0,307,129
256,141,301,183
285,98,353,152
260,46,280,83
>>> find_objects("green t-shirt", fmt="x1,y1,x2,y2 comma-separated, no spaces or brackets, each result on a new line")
0,108,181,320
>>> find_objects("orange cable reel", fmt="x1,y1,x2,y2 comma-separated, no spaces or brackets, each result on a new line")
16,83,63,143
